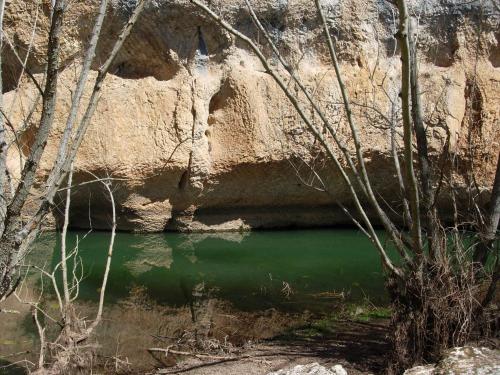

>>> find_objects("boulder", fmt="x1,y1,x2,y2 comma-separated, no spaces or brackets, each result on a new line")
404,347,500,375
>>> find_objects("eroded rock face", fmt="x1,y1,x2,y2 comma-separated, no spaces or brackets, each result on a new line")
3,0,499,232
404,347,500,375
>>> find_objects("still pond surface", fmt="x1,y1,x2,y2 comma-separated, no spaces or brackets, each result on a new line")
43,228,392,310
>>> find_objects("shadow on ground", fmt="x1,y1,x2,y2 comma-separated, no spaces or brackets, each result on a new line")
154,319,391,375
270,320,391,374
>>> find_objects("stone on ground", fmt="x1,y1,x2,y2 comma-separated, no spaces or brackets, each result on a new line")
404,346,500,375
267,362,348,375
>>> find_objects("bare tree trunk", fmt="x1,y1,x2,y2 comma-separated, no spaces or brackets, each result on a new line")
0,0,66,300
246,0,418,263
61,164,73,305
475,151,500,265
389,115,412,228
15,170,119,373
314,0,416,262
46,0,109,191
0,0,145,301
0,0,7,232
485,152,500,244
395,0,422,252
4,0,65,221
409,21,440,257
474,152,500,311
23,0,146,237
86,176,117,334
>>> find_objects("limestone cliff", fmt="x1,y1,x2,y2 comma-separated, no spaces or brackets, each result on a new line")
3,0,499,232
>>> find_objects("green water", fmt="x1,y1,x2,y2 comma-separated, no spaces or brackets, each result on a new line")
36,229,392,312
1,229,394,373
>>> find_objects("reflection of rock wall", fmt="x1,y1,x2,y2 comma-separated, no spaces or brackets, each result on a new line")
3,0,499,232
124,232,248,275
126,235,174,276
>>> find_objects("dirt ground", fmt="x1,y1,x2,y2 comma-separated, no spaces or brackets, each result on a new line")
149,320,390,375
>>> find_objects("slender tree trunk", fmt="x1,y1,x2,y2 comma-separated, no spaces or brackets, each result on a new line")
5,0,65,220
314,0,412,261
0,0,7,233
409,21,440,257
0,0,145,301
46,0,109,191
61,164,73,305
396,0,422,253
474,151,500,265
0,0,66,300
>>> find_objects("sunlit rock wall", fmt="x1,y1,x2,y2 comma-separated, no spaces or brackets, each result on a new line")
3,0,499,231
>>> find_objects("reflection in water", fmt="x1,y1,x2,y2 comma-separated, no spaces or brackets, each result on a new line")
126,236,174,276
1,229,393,373
41,229,391,310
